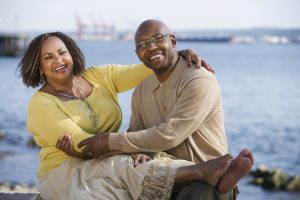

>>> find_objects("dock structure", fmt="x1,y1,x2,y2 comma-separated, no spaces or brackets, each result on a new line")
0,34,28,57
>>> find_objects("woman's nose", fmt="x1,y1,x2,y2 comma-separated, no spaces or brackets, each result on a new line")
54,55,63,63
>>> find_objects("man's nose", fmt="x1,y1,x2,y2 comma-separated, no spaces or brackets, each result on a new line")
147,41,158,50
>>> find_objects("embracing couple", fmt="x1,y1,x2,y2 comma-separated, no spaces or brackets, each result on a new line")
20,19,253,200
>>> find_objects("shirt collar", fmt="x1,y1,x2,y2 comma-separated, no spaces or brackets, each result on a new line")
150,56,187,92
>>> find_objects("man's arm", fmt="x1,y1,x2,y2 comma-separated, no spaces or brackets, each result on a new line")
109,75,221,152
78,74,220,156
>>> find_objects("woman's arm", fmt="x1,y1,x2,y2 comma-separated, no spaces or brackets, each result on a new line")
28,93,94,152
91,49,213,94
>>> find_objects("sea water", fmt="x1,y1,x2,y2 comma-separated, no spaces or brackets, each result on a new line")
0,41,299,199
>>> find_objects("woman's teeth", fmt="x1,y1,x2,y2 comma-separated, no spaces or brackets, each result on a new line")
54,66,66,71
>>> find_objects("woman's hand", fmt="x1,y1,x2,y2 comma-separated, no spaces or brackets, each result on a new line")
178,49,214,73
130,153,152,167
56,133,92,159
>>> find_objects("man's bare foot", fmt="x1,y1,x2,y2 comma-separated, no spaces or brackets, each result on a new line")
217,148,254,193
188,154,233,187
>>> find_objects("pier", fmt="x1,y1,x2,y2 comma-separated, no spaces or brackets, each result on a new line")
0,34,28,57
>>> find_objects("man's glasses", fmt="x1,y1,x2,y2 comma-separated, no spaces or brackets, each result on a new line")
136,34,170,50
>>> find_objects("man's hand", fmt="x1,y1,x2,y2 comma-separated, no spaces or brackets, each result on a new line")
78,133,110,158
178,49,215,73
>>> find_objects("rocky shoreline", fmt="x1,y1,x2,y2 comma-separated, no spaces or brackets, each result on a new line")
0,166,299,200
250,165,300,191
0,183,38,200
0,183,38,193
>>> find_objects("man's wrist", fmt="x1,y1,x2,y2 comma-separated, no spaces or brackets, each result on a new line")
108,132,123,151
104,133,110,152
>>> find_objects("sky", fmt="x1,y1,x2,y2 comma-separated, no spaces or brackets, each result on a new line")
0,0,300,33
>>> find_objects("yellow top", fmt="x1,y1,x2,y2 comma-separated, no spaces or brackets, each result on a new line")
27,63,152,175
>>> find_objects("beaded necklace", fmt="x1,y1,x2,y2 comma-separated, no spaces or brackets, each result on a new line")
49,78,85,100
48,76,98,131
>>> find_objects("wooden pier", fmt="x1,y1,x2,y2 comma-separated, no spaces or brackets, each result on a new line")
0,34,28,57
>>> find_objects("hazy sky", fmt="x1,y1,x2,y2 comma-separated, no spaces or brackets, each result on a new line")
0,0,299,32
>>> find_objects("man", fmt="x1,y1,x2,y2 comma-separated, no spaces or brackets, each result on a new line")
78,19,253,199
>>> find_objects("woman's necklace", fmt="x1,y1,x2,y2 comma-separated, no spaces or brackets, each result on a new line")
48,77,99,131
48,77,85,100
52,88,78,100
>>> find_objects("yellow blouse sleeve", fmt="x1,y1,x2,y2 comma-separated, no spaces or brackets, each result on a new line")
92,63,153,93
27,93,94,152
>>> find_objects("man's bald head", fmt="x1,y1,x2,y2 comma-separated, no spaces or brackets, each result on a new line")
134,19,171,42
134,19,179,82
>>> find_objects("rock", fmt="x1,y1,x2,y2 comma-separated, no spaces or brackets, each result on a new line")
250,166,299,191
26,137,38,148
286,176,300,191
0,131,6,141
251,165,272,178
0,182,42,200
251,177,264,185
262,169,289,190
0,182,38,193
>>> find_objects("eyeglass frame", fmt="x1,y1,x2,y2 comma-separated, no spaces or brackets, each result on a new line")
136,33,171,50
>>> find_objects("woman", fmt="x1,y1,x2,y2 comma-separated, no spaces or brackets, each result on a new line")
19,32,232,200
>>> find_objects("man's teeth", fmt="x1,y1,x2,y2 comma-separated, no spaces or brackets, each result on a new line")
150,54,161,60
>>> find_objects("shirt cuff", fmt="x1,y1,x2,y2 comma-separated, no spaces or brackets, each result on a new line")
109,132,142,153
108,132,123,151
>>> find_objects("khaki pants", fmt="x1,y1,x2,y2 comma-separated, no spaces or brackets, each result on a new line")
171,181,239,200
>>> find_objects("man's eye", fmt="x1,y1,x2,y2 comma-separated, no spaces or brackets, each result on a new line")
155,35,164,41
138,42,147,48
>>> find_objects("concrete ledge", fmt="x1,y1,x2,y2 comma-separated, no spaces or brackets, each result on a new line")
0,182,40,199
0,192,38,200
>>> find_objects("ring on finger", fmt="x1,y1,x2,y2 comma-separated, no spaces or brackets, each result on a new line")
86,151,94,157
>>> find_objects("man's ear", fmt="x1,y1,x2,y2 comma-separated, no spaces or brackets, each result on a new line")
170,34,177,48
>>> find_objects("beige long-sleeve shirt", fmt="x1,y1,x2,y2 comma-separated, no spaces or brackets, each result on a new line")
109,58,228,163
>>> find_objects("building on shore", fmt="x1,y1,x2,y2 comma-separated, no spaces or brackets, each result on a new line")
0,34,28,57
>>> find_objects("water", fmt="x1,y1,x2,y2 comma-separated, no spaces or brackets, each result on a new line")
0,41,299,199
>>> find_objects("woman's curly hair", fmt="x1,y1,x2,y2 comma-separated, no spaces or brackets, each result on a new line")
18,32,85,87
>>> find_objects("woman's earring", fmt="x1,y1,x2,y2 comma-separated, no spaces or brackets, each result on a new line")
40,72,45,83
